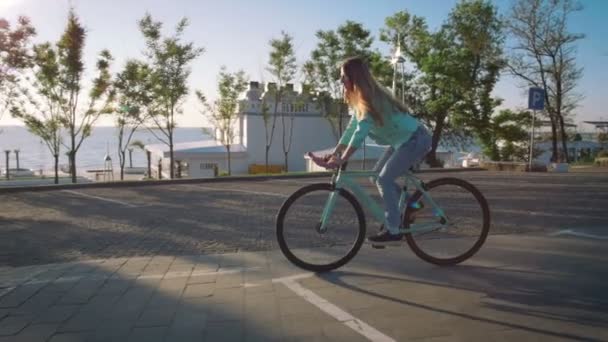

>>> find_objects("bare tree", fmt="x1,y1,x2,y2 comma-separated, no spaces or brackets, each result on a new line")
507,0,584,163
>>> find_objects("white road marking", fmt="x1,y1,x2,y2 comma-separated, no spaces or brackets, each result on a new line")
271,272,314,283
549,229,608,240
241,282,261,288
194,185,287,198
274,273,395,342
61,190,140,208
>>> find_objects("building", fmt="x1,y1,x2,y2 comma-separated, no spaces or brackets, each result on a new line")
146,81,345,178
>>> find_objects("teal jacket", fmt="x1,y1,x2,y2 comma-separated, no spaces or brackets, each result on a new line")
338,111,421,150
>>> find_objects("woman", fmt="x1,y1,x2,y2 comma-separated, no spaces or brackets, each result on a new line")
313,56,432,246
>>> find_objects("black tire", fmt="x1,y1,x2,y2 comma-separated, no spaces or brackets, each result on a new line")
404,177,490,266
276,183,366,272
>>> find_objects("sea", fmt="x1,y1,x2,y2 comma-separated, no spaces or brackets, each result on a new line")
0,125,211,173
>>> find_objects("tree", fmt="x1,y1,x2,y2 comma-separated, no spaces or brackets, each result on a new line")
267,31,297,172
380,2,504,166
381,10,463,166
9,42,64,183
303,21,386,139
446,0,505,161
488,109,534,161
379,10,426,102
55,10,114,183
197,67,248,176
507,0,584,163
138,14,204,179
0,16,36,125
113,60,152,180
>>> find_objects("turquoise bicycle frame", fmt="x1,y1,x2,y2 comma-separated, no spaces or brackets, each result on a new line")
319,168,448,234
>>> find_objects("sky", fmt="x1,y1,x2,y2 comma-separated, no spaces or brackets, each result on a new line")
1,0,607,130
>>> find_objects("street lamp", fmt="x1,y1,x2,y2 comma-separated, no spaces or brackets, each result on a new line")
391,34,406,102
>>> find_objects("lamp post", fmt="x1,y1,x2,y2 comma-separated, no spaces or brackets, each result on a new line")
391,34,406,101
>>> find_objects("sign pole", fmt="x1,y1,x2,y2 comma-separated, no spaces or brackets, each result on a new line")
529,109,536,171
528,87,544,172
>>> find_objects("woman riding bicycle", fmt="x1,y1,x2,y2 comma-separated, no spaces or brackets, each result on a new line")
314,56,432,246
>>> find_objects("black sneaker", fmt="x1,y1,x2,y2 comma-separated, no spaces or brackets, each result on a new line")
366,230,404,246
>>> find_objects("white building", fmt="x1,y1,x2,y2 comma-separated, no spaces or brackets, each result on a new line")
146,81,344,178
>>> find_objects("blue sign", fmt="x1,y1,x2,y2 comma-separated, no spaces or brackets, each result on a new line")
528,87,545,110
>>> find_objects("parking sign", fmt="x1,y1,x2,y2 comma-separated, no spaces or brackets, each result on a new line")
528,87,545,110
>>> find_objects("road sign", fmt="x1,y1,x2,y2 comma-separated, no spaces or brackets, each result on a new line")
528,87,545,110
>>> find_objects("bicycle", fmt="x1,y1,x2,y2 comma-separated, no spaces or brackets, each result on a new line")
275,152,491,272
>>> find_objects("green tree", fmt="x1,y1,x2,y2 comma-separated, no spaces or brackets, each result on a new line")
447,0,505,161
0,16,36,127
381,11,463,166
138,14,204,179
380,2,504,166
197,67,248,176
379,10,425,102
10,42,64,183
56,11,114,183
303,21,389,139
267,31,297,172
113,60,153,180
507,0,584,163
489,109,533,161
11,11,113,183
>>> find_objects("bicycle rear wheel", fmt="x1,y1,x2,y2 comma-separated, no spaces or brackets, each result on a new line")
404,177,490,266
276,183,366,272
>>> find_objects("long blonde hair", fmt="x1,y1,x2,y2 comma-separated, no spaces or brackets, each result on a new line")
341,56,409,126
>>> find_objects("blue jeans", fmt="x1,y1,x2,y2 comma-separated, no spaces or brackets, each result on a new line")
372,127,432,234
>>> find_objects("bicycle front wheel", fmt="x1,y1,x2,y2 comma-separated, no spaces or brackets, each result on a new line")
404,177,490,266
276,183,366,272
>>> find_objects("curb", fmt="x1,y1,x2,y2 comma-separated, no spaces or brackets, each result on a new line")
0,167,486,194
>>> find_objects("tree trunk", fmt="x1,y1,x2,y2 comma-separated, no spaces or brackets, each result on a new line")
558,115,570,163
265,146,270,173
120,151,125,181
169,137,174,179
426,115,445,167
129,150,133,168
227,145,231,176
146,151,151,179
549,114,559,162
54,154,59,184
70,132,77,183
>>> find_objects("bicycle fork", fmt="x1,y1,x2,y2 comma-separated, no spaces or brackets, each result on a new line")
317,189,339,234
